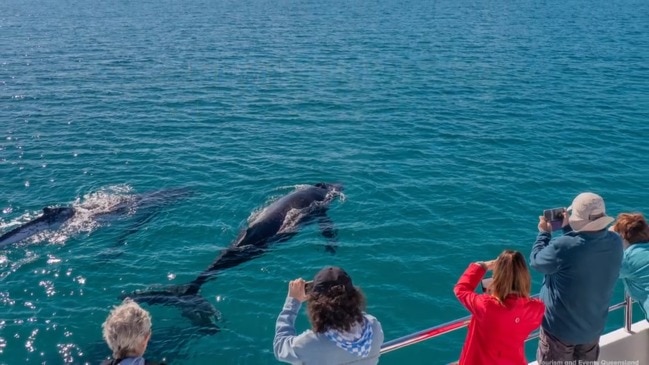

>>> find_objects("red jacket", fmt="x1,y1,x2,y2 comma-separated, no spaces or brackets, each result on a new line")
453,263,545,365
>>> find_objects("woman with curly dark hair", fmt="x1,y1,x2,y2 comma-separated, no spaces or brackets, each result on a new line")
273,266,384,364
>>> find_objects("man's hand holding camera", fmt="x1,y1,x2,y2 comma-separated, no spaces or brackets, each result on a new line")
538,216,553,233
538,208,570,233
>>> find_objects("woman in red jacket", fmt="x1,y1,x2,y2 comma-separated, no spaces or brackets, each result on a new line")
454,250,545,365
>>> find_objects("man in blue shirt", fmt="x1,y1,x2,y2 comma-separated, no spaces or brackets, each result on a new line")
530,192,623,363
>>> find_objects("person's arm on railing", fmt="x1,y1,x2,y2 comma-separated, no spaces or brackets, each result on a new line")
453,262,490,315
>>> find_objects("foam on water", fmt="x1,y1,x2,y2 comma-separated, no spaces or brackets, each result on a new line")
0,185,139,248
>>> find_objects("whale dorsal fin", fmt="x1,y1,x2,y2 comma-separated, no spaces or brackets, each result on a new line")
314,183,327,189
43,207,54,215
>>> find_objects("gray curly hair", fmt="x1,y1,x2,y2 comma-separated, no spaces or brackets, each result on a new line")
102,298,152,359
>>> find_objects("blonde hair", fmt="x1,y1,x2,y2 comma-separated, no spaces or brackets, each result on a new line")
102,298,152,359
613,213,649,245
490,250,531,305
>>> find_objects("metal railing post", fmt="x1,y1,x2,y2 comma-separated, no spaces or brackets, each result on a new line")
624,293,633,333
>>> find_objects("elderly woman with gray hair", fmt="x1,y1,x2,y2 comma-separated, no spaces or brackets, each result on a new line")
100,298,165,365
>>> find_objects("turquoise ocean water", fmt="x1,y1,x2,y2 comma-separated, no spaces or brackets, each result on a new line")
1,0,648,363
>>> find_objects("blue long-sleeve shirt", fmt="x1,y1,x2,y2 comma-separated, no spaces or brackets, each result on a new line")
530,225,623,344
273,296,383,365
620,242,649,321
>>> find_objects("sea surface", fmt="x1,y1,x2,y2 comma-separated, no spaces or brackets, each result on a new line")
1,0,648,363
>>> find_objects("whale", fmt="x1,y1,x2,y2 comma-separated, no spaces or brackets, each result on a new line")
0,207,76,247
121,182,344,332
0,187,193,248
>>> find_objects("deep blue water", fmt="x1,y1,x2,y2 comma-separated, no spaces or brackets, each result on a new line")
1,0,648,363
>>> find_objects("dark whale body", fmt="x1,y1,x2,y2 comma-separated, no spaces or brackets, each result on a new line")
123,182,344,332
0,207,75,247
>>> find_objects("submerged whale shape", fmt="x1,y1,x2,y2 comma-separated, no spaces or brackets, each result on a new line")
0,187,193,248
122,182,344,331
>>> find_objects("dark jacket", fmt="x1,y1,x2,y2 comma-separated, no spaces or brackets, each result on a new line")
530,225,623,344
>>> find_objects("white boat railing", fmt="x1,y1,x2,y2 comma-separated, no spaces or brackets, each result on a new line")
379,294,634,355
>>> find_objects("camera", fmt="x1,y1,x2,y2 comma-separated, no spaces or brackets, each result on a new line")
481,278,493,293
304,280,313,293
543,207,565,231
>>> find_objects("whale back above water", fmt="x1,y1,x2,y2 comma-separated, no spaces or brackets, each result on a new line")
0,206,76,247
0,187,194,248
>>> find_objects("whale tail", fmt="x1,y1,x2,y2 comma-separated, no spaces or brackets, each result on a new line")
120,283,220,334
